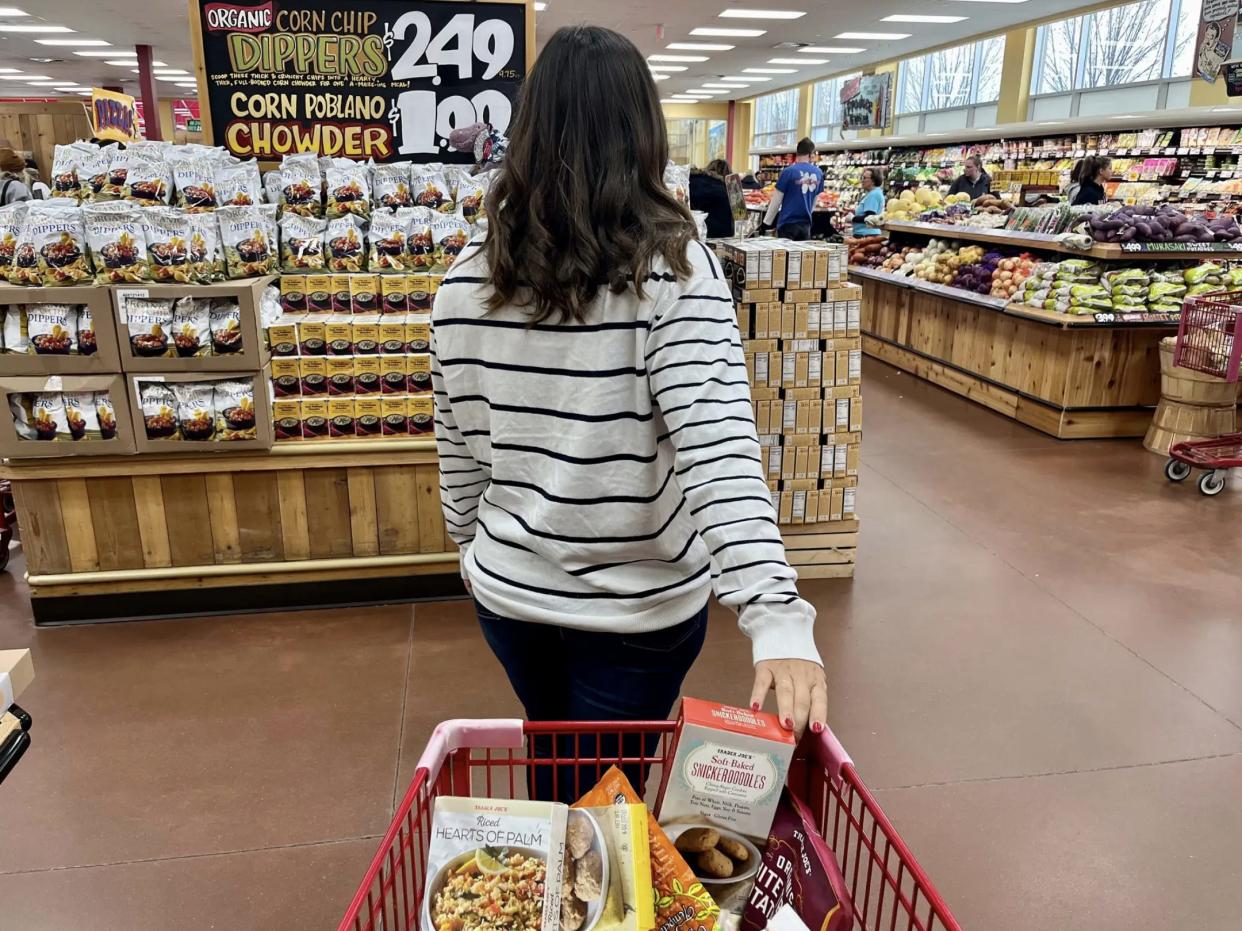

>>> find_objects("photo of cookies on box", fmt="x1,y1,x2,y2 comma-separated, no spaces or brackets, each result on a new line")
668,824,761,886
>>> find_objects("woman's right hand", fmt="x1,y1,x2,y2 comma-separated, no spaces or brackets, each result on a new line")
750,659,828,740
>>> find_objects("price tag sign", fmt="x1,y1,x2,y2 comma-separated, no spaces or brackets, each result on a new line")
193,0,529,161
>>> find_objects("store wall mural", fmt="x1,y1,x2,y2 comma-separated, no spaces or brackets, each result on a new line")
191,0,529,161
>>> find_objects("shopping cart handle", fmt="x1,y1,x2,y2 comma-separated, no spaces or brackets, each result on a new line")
809,722,854,785
415,718,526,781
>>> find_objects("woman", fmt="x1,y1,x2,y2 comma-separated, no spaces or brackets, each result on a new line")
689,158,735,239
432,25,825,801
0,149,31,205
852,166,885,237
1071,156,1111,206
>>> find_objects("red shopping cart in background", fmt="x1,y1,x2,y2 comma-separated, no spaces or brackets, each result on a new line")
339,720,962,931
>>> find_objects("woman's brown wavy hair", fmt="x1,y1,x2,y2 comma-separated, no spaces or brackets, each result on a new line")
480,25,694,323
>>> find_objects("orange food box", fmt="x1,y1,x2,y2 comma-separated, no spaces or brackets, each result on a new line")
655,698,795,842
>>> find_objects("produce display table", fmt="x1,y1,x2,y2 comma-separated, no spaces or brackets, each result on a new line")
0,439,462,624
850,226,1180,439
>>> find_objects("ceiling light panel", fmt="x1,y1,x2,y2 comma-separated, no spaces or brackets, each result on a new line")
834,32,911,40
667,42,734,51
648,65,688,72
34,38,108,46
0,24,72,32
0,74,49,80
724,74,769,81
882,14,966,23
0,8,29,15
799,46,864,53
769,58,825,65
690,27,765,37
719,8,805,18
744,67,796,74
648,54,708,62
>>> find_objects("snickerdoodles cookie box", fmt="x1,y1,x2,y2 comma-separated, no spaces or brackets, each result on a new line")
655,698,795,842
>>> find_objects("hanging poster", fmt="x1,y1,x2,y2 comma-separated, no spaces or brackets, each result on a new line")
840,74,891,130
89,88,141,143
1196,0,1238,82
190,0,530,162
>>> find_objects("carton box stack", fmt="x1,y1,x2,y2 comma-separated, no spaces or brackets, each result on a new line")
715,238,861,579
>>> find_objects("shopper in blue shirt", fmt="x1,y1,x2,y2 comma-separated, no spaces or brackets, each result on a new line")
761,137,823,240
852,166,886,237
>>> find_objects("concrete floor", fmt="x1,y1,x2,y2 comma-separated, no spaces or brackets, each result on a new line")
1,358,1240,930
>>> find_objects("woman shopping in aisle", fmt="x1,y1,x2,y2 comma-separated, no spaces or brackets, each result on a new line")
689,158,736,238
1071,155,1112,205
431,24,826,802
852,166,886,237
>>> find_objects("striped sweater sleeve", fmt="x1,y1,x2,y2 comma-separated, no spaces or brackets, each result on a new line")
647,273,820,666
431,330,487,559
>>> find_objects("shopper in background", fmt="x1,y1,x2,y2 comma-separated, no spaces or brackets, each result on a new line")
761,137,824,240
852,166,886,237
1071,155,1112,205
689,158,735,239
947,154,991,200
0,149,31,205
432,24,826,801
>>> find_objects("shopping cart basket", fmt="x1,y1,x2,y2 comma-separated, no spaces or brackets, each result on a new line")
1173,290,1242,383
339,720,962,931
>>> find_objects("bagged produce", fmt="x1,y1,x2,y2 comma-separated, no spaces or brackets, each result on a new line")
28,200,92,286
217,203,278,278
280,153,322,217
143,207,194,283
324,159,371,219
1148,282,1186,302
325,215,366,272
215,161,264,206
84,201,151,284
280,214,328,272
373,162,413,208
368,207,414,271
1185,263,1225,285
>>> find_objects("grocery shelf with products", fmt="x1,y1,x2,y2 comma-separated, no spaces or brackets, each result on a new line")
711,238,861,577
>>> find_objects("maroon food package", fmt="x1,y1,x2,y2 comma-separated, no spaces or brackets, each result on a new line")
740,788,852,931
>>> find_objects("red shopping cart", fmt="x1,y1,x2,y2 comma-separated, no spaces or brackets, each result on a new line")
339,720,962,931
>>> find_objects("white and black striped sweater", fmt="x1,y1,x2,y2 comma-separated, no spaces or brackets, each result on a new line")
431,240,819,665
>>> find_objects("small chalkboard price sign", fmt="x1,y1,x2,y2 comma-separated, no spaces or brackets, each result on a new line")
1226,60,1242,97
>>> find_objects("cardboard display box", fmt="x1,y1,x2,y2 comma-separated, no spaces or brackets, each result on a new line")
0,648,33,711
127,366,273,454
112,276,275,373
0,283,122,375
0,373,135,458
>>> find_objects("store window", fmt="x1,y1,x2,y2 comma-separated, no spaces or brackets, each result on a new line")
666,118,728,166
896,37,1004,115
752,87,801,149
810,73,860,142
1031,0,1200,94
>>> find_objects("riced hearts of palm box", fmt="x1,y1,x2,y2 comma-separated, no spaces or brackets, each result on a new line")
655,698,795,841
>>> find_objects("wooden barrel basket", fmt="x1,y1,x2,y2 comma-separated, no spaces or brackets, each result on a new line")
1144,338,1242,455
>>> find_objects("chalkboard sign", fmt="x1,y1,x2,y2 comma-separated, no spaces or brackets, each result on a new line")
1226,60,1242,96
190,0,530,162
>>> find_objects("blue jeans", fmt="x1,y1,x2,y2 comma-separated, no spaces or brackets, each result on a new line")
778,221,811,241
476,601,708,803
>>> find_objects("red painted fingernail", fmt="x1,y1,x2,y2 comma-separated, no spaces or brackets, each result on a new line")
784,717,793,729
812,722,824,734
751,702,760,712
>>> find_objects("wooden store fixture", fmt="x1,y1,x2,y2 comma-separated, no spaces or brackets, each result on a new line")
851,223,1183,440
0,438,462,622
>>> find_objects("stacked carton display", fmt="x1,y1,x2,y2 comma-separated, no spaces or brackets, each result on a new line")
715,239,860,577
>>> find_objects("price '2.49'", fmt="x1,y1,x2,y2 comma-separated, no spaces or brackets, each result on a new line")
384,11,517,155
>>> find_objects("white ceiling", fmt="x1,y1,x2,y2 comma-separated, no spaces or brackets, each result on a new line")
0,0,1106,102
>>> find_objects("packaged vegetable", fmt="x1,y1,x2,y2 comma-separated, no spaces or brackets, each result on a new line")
214,379,257,440
325,215,366,272
324,159,371,219
1148,282,1186,301
215,161,264,206
217,203,278,278
27,303,77,355
739,789,851,931
1186,283,1222,298
143,207,194,283
28,201,92,286
368,208,414,271
174,382,215,440
280,153,322,217
84,201,151,284
139,382,178,438
1185,263,1225,284
575,766,717,931
373,162,413,208
280,214,328,272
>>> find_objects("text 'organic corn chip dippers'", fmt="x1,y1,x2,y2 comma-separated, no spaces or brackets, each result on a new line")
576,766,720,931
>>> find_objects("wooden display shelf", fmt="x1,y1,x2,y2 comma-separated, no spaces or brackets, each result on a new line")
781,519,858,580
881,220,1242,261
858,276,1173,439
4,442,459,618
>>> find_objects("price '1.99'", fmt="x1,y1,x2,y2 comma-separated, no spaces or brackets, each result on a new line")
390,89,513,155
